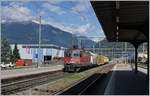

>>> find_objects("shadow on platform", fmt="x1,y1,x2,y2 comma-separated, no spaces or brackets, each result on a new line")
105,70,149,95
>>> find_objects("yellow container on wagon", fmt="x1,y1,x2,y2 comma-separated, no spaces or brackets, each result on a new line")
96,55,109,65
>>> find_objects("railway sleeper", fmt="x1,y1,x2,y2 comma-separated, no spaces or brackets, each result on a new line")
59,73,104,95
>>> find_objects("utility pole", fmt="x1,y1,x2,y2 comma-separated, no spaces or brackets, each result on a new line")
72,34,73,48
99,39,101,55
81,39,82,49
125,42,127,64
71,24,75,48
38,16,41,68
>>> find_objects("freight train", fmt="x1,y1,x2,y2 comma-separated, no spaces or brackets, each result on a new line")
63,48,109,72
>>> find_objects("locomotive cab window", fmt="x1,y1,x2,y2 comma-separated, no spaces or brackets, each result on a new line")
65,50,71,57
72,50,80,57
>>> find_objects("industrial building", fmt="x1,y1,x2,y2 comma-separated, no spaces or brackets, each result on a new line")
10,44,65,64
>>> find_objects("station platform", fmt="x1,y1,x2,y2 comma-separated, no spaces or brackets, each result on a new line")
1,64,64,80
104,64,149,95
138,67,147,74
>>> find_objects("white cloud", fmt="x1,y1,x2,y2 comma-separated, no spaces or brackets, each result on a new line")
60,23,93,35
51,22,93,35
39,11,46,16
1,1,95,36
1,6,34,22
40,18,93,35
42,3,66,15
70,0,91,22
47,0,64,4
76,24,91,33
42,1,91,21
8,2,24,7
71,0,91,13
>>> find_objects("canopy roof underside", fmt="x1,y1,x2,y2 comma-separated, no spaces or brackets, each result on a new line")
91,1,149,45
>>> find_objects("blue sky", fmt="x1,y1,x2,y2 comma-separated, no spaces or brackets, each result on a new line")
1,0,105,40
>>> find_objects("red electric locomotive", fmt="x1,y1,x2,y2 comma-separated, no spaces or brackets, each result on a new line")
64,48,97,72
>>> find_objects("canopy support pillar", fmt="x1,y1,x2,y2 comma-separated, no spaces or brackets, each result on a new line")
131,42,142,74
135,46,138,73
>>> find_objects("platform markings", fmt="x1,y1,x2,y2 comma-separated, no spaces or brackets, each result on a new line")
104,64,117,95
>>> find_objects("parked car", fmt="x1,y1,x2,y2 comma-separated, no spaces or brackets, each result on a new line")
6,63,15,67
0,64,7,68
0,63,15,68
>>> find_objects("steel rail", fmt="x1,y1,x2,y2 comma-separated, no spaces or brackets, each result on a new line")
78,74,102,95
1,71,67,95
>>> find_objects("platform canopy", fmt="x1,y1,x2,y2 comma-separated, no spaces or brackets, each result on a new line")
91,1,149,46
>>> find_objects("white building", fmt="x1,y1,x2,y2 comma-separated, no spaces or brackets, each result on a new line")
10,44,65,63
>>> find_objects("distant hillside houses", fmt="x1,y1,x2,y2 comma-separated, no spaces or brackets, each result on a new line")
10,44,65,64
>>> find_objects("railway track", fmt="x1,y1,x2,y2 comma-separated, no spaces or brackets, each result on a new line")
2,64,115,95
59,64,115,95
78,74,103,95
1,70,72,95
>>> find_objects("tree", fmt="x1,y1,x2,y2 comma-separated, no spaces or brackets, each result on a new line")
12,44,20,63
1,38,12,64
